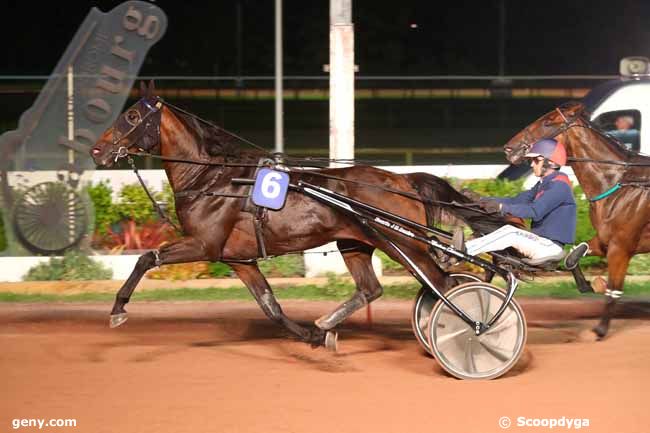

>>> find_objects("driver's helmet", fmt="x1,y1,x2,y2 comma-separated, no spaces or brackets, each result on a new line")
524,138,567,167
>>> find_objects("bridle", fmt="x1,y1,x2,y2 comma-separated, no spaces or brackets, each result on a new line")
515,106,587,158
110,97,164,162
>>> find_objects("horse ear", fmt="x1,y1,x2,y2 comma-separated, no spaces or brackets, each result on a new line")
148,80,156,97
566,101,585,115
139,81,147,97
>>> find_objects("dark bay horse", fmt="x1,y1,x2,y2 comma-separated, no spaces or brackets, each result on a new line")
504,102,650,338
91,83,507,349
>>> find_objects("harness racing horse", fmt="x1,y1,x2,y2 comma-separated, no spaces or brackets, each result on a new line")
91,82,508,349
504,102,650,339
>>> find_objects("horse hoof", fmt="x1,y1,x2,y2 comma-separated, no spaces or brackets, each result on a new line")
109,313,128,328
592,277,607,294
324,331,338,352
592,325,608,340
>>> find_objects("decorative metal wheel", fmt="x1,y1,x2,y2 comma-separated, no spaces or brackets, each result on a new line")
427,282,527,380
12,182,88,255
411,272,481,354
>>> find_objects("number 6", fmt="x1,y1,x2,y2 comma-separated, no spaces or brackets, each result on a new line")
261,172,282,198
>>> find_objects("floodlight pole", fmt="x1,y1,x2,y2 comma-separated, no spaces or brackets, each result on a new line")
275,0,284,153
329,0,354,168
67,65,76,244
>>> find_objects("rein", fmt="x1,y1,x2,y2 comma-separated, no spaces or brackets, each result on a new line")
124,154,182,233
110,97,498,228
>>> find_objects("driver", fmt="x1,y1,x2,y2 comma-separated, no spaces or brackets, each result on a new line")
456,138,579,263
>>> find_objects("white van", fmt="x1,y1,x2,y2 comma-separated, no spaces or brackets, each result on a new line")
583,56,650,155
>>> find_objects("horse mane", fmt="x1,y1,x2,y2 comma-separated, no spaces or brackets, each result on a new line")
406,173,513,235
168,106,267,161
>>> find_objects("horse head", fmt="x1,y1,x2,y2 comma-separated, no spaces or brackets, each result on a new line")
504,102,587,164
91,81,163,167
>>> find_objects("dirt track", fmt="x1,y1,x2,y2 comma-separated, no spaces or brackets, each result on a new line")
1,299,649,433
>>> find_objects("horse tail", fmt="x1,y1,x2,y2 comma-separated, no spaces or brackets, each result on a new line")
406,172,509,235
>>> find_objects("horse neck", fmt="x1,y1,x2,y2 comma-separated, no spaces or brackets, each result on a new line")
564,125,625,198
159,107,210,191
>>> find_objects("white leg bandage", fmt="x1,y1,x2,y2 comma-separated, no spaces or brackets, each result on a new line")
605,289,623,299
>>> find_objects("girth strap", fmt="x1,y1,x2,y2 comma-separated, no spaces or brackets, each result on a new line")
253,206,268,259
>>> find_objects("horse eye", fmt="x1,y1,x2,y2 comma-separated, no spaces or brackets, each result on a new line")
126,110,139,123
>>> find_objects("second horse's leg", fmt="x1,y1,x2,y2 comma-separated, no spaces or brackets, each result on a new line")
315,240,382,331
229,262,332,348
109,236,209,327
593,242,632,339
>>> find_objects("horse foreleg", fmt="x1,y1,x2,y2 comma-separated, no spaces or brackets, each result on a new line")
229,262,331,348
109,236,209,328
315,240,382,331
593,242,632,339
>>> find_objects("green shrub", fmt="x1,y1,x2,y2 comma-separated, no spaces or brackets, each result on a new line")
208,261,233,278
459,178,526,198
24,251,113,281
259,255,305,277
627,254,650,275
160,182,179,226
116,183,159,223
573,185,597,242
86,181,121,234
321,273,355,298
374,250,405,273
207,255,305,278
0,209,6,252
571,185,603,268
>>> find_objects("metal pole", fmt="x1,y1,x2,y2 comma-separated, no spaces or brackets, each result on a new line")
329,0,354,168
275,0,284,153
67,65,76,244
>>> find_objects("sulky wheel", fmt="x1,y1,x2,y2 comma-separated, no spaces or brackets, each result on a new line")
427,282,527,380
12,182,88,255
411,272,481,354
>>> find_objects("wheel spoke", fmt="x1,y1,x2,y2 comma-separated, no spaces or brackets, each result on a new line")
478,339,513,363
436,326,470,346
464,339,477,374
483,310,515,335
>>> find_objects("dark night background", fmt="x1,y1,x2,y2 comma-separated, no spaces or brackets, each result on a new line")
3,0,649,75
2,0,649,164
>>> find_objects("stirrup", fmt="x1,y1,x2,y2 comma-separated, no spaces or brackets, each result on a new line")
564,242,589,270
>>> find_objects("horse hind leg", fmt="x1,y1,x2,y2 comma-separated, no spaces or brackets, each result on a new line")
314,241,383,336
229,262,332,348
593,243,632,339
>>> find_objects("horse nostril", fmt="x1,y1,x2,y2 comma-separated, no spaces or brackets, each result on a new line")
504,147,512,154
91,148,101,156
